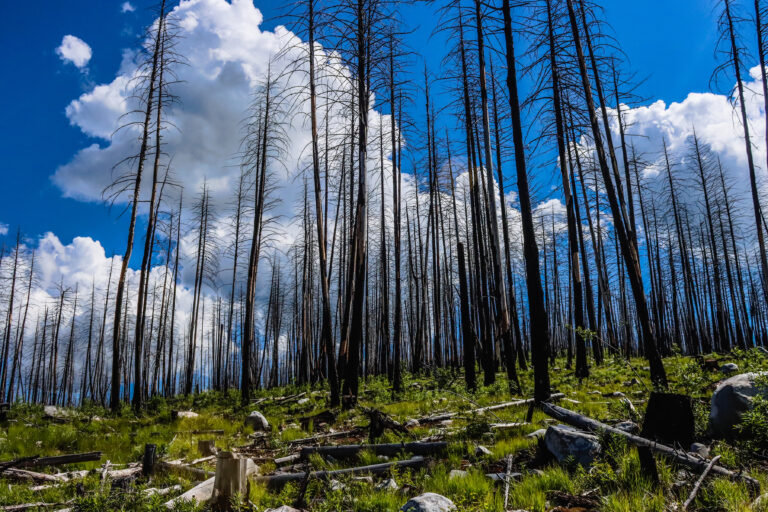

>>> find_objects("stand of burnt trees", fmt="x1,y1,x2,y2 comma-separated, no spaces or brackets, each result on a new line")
1,0,767,409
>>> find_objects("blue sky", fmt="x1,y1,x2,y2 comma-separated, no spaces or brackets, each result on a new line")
0,0,725,257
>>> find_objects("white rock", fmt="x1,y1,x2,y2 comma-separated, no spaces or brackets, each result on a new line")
246,411,270,431
175,411,198,419
297,398,310,405
401,492,456,512
329,479,346,491
448,469,467,479
264,507,301,512
526,428,547,439
544,424,601,467
710,372,767,437
720,363,739,374
752,492,768,511
376,478,399,491
474,445,492,457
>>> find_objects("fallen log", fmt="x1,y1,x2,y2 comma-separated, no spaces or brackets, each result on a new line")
299,442,447,460
18,452,101,468
104,467,142,479
416,393,565,424
286,429,362,445
1,502,65,511
490,422,528,430
274,453,300,466
253,456,426,488
540,402,759,488
164,459,258,509
2,469,66,483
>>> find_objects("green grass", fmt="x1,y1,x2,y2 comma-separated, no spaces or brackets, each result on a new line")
1,351,767,510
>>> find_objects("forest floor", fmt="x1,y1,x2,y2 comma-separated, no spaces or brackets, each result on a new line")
2,350,768,511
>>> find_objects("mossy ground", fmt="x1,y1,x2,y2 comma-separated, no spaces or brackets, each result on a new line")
2,349,767,511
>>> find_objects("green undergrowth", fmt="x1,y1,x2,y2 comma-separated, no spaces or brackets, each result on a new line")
1,350,767,511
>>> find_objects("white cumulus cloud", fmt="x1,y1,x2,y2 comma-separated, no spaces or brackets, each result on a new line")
121,2,135,13
56,35,92,69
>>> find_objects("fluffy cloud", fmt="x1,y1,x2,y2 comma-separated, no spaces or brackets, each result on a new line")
56,35,92,69
121,2,135,13
0,223,8,236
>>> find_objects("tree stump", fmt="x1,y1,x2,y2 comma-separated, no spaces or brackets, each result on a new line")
142,444,156,477
211,452,249,510
639,392,695,482
198,440,217,457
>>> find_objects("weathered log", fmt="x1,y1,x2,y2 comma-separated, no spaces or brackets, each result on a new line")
274,453,300,466
253,456,426,488
0,452,101,472
286,429,362,445
1,502,65,511
540,402,759,487
2,469,87,483
416,393,565,424
190,455,216,466
299,442,447,460
104,466,142,479
490,422,528,430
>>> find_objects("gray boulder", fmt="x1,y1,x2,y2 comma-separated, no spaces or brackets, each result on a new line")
689,442,710,459
710,372,767,437
544,425,601,467
401,493,456,512
720,363,739,374
246,411,270,431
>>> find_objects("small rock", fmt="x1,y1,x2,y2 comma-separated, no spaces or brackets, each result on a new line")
614,421,640,434
175,410,198,419
401,492,456,512
329,479,346,491
526,428,547,439
376,478,399,491
475,445,492,457
544,425,601,467
449,469,468,479
297,398,310,405
643,367,651,371
439,420,453,427
603,391,625,398
720,363,739,374
246,411,270,431
405,419,420,428
623,378,641,386
689,442,710,458
264,507,301,512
